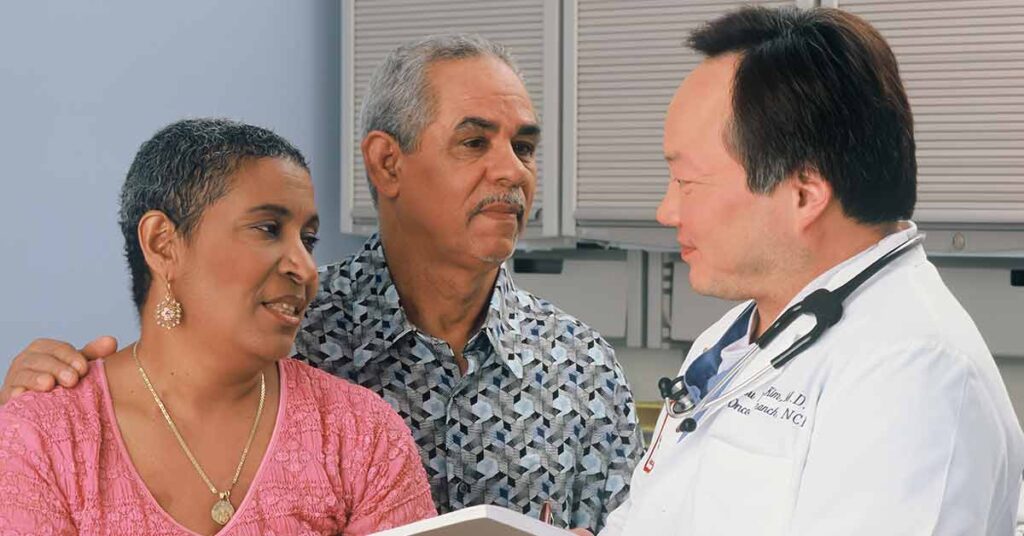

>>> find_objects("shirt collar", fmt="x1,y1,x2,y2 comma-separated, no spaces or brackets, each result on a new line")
793,220,921,305
357,233,416,351
758,220,923,351
356,233,526,379
480,263,526,379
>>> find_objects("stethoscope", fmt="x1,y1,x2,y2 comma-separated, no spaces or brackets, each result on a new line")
657,234,924,435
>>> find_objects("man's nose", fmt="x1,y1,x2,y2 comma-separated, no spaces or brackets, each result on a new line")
489,142,531,187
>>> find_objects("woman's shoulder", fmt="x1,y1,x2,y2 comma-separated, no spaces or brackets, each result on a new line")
0,361,108,454
280,358,400,424
1,361,107,428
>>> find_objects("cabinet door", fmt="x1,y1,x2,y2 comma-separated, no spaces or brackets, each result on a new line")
565,0,796,245
341,0,561,237
834,0,1024,225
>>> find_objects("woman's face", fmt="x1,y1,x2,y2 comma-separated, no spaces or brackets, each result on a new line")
171,157,319,362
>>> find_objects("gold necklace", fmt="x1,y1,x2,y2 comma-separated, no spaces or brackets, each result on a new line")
132,343,266,526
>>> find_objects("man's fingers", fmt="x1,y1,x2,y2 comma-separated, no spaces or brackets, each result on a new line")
0,385,24,405
80,336,118,365
25,339,86,371
6,366,58,393
14,351,82,389
46,345,90,384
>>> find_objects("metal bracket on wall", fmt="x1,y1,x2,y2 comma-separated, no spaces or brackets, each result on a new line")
645,252,672,349
626,250,645,348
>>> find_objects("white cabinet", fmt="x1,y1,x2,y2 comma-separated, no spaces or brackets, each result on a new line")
935,261,1024,358
564,0,795,242
833,0,1024,225
340,0,561,237
339,0,1024,360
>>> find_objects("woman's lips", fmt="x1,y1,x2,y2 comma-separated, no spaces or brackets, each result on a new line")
262,298,304,327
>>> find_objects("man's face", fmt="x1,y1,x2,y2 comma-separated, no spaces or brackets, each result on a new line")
656,54,791,300
392,56,539,267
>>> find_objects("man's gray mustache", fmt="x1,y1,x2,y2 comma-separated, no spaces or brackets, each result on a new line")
470,192,526,217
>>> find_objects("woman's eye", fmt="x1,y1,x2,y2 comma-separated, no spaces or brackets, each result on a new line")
255,222,280,236
302,234,320,253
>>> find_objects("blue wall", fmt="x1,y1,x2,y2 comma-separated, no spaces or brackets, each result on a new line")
0,1,363,362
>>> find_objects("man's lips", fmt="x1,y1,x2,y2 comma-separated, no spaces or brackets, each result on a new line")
477,202,523,217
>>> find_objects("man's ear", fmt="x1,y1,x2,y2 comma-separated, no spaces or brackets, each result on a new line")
791,167,833,230
361,131,402,201
137,210,182,284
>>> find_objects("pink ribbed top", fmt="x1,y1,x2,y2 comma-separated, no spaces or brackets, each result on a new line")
0,358,436,535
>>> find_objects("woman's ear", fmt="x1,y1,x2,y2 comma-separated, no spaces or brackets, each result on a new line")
137,210,182,283
361,131,402,201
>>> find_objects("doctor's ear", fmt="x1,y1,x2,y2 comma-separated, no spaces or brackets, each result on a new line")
790,167,833,228
361,131,402,201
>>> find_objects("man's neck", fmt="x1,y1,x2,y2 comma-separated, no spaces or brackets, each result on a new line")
751,221,894,340
380,231,499,362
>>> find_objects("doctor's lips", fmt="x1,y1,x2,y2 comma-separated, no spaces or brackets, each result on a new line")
677,239,696,256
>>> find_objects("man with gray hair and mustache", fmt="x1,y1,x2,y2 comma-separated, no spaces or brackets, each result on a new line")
0,34,642,533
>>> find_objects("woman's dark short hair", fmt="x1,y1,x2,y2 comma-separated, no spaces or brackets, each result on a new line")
689,6,916,224
118,118,309,312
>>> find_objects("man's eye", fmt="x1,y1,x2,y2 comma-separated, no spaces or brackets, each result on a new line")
463,138,487,149
513,141,536,158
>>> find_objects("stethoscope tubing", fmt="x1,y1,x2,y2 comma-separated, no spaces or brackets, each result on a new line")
662,234,925,431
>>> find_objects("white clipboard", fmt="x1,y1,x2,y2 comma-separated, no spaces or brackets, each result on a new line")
371,505,575,536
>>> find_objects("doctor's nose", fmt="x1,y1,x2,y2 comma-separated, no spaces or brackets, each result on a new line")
656,184,681,228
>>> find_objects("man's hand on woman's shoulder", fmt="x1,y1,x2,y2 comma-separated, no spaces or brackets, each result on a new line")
0,336,118,404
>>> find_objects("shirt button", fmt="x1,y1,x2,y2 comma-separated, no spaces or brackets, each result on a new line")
458,482,470,494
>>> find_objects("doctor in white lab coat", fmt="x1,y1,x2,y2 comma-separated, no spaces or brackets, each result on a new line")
585,6,1024,536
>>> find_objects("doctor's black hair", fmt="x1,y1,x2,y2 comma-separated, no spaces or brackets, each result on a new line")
689,6,916,224
118,118,309,312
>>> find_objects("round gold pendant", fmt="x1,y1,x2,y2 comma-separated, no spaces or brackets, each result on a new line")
211,498,235,526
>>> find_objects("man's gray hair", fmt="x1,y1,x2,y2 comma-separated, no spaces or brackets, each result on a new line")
359,33,524,204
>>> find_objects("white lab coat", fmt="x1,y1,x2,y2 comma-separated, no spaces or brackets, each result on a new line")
602,223,1024,536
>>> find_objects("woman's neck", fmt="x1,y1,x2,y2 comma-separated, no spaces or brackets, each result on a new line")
129,327,271,414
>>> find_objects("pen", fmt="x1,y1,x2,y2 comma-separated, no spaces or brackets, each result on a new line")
540,500,553,524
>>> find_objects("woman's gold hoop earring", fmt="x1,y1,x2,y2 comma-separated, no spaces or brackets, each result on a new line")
154,281,183,329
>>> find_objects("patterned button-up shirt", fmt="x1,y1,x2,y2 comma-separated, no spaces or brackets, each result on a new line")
295,235,642,532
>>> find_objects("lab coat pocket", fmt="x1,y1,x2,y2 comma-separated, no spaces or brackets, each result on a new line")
693,434,795,536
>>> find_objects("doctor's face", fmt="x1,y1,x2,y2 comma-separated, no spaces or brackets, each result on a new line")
656,54,790,300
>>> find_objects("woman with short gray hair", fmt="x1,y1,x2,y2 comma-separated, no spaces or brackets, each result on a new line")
0,118,436,534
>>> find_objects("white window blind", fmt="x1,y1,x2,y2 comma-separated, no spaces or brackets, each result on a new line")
571,0,792,228
344,0,557,233
838,0,1024,224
